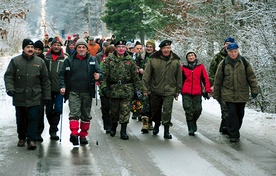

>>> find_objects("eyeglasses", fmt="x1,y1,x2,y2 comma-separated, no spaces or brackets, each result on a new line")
146,45,153,48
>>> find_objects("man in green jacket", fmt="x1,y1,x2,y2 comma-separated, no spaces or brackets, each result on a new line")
213,42,259,142
209,37,235,135
142,40,182,139
4,39,51,150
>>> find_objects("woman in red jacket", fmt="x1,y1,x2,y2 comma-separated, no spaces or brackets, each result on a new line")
181,51,211,135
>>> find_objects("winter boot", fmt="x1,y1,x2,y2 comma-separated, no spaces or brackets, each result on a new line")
163,125,172,139
141,116,149,133
49,111,60,140
69,120,80,145
153,122,160,135
79,121,90,145
110,122,118,137
187,121,196,136
120,123,129,140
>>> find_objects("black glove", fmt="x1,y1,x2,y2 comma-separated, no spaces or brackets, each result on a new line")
102,87,109,97
251,93,258,99
202,92,210,100
7,91,14,97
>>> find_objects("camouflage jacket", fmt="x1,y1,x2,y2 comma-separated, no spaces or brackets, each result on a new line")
101,51,141,98
209,48,227,86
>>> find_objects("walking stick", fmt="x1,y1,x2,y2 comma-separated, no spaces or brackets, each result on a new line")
95,84,99,145
59,103,63,143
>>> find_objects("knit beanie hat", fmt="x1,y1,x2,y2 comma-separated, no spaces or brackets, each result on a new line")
135,41,142,47
75,38,88,49
186,51,197,59
224,37,235,44
22,39,34,50
227,42,239,51
34,40,44,51
146,40,156,49
51,37,62,46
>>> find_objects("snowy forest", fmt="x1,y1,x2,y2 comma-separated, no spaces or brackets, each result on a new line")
0,0,275,113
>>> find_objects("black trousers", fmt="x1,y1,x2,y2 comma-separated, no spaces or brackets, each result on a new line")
226,102,246,138
16,106,39,142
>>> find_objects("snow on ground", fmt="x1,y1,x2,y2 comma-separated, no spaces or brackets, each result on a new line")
0,55,275,144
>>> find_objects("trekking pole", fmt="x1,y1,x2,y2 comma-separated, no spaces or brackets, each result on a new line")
95,85,99,145
59,103,63,143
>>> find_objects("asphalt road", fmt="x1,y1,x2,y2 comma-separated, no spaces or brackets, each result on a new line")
0,98,275,176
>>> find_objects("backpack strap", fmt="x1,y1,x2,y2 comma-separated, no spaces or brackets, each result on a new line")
222,56,248,81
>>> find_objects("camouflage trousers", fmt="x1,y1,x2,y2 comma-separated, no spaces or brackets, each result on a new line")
109,97,132,124
182,94,202,122
68,92,92,122
150,94,174,126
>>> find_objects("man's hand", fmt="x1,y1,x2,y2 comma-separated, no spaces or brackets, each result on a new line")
60,88,66,95
7,91,14,97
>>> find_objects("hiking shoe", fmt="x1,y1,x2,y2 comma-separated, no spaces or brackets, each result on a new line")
17,139,25,147
27,141,37,150
80,137,88,145
70,135,79,145
50,134,59,140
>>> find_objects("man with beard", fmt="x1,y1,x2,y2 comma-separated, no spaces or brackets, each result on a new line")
4,39,51,150
43,37,67,140
59,38,102,145
142,40,182,139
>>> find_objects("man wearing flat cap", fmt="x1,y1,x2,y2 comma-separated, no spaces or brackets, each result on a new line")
4,39,51,150
142,39,182,139
101,40,140,140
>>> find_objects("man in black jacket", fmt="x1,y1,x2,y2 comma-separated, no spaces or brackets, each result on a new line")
59,38,102,145
4,39,51,150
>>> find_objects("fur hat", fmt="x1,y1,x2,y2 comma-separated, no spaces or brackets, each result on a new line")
75,38,88,49
227,42,239,51
34,40,44,51
51,37,62,46
159,40,172,48
146,40,156,49
22,39,34,50
224,37,235,44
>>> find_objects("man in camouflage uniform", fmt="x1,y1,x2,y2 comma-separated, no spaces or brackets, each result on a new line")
142,40,182,139
101,40,140,140
209,37,235,135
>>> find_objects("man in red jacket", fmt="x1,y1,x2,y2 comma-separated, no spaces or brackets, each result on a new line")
181,51,211,135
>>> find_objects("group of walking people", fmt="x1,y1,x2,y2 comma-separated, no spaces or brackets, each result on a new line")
4,34,259,150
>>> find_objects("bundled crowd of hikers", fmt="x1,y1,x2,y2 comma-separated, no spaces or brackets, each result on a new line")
3,32,259,150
